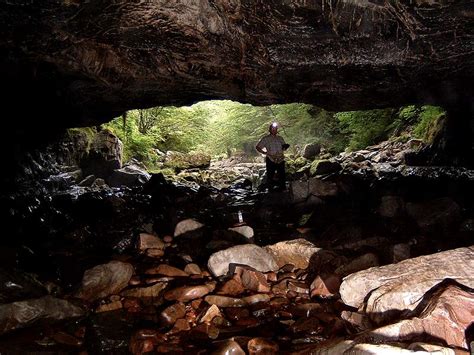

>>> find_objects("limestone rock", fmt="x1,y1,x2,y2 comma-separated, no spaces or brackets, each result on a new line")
208,244,278,277
340,246,474,324
164,151,211,171
358,281,474,350
81,130,122,179
228,225,254,239
174,219,205,237
76,261,134,302
264,239,321,269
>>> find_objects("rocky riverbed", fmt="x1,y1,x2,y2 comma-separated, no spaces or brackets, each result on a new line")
1,154,474,353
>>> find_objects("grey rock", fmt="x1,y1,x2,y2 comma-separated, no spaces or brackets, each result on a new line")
208,244,278,277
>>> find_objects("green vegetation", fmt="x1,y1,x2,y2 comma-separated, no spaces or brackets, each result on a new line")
101,101,446,170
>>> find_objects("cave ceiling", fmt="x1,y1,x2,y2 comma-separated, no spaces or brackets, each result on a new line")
1,0,473,129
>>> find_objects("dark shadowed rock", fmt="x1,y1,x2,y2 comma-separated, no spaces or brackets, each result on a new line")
302,143,321,160
310,160,342,176
0,268,47,304
108,162,151,187
0,296,84,334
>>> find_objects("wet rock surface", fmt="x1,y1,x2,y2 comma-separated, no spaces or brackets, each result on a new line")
1,147,474,353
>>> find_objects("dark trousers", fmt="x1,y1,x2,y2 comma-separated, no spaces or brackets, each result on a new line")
266,157,285,189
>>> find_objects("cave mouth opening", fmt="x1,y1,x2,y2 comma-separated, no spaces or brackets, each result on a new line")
85,100,448,191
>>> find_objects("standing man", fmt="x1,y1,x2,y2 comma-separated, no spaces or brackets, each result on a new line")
256,122,290,191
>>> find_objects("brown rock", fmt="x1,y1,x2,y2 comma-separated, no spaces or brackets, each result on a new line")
204,295,246,308
212,339,245,355
164,283,215,302
163,235,173,243
247,337,279,355
159,302,186,326
184,263,201,275
190,323,219,340
290,317,324,335
145,248,164,258
268,297,289,308
145,264,188,277
217,276,245,296
96,300,123,313
310,274,341,298
271,279,289,295
288,281,309,295
121,282,167,304
199,304,222,324
225,307,250,321
242,294,271,305
240,267,270,293
265,272,278,282
169,318,190,334
138,233,164,252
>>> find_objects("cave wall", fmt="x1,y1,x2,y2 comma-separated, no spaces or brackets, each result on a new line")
1,1,473,127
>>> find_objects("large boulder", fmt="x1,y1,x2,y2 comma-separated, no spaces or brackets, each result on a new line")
208,244,279,277
357,281,474,351
309,160,342,176
81,129,123,179
264,239,322,269
164,151,211,171
108,161,151,187
76,261,134,302
340,246,474,325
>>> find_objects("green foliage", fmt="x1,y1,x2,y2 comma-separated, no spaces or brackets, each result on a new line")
335,109,395,151
412,106,446,142
101,101,446,170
